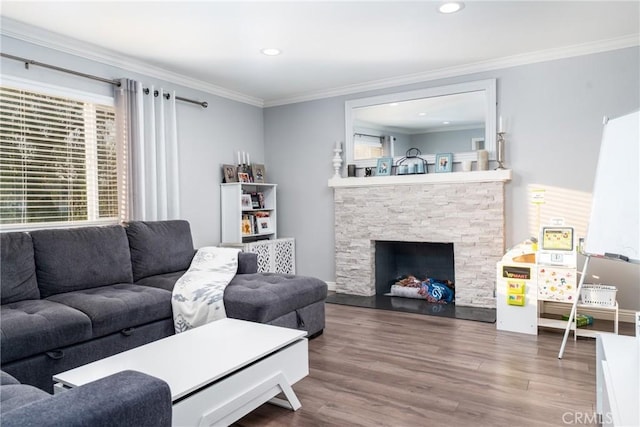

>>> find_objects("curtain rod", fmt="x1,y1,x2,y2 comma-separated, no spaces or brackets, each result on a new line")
142,87,208,108
354,132,384,140
1,52,208,108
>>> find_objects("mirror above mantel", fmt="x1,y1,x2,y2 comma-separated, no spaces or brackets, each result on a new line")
345,79,497,169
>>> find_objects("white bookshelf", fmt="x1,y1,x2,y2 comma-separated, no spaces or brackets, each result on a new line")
220,183,277,244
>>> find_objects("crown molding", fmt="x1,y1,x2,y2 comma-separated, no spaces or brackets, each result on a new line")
0,17,265,107
264,34,640,107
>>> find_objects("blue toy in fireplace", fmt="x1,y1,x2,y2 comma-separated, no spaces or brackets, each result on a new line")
419,278,455,304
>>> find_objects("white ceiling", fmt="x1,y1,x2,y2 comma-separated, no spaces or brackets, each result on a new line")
1,1,639,107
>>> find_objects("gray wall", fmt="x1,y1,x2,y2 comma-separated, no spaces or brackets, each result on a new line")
265,47,640,310
1,35,264,248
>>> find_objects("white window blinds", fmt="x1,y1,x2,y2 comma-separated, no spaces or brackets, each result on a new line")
0,85,123,228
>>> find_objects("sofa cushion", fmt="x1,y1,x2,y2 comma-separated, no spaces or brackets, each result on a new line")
224,273,328,323
0,300,92,364
0,383,50,414
31,226,134,298
46,284,172,338
0,371,20,386
125,220,195,281
0,232,40,304
134,251,257,292
135,270,186,292
238,252,258,274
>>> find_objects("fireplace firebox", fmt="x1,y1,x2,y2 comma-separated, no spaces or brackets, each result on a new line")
375,241,455,296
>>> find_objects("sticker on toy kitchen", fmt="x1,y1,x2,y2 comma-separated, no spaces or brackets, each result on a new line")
537,267,577,302
502,266,531,280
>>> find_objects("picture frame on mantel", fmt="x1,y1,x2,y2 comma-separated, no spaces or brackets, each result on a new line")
376,157,393,176
435,153,453,173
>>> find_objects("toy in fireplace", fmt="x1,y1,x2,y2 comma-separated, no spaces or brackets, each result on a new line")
388,275,455,304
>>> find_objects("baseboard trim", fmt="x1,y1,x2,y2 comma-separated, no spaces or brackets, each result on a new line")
542,301,636,323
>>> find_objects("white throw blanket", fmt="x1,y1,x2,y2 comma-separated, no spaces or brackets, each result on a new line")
172,246,240,333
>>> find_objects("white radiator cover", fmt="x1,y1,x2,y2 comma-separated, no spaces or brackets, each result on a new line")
244,238,296,274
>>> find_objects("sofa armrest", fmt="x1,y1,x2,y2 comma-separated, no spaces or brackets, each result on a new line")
1,370,171,427
238,252,258,274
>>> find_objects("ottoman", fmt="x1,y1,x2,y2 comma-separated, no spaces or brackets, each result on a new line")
224,273,327,337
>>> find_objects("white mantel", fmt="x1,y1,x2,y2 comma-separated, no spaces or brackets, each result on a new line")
328,169,512,188
330,169,512,309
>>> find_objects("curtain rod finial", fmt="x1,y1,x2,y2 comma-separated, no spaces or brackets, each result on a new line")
202,102,208,108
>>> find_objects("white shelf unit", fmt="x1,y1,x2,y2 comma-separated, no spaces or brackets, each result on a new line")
496,248,619,337
536,263,617,338
538,300,619,338
220,183,277,244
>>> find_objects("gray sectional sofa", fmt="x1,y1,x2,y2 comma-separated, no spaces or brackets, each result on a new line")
0,369,172,427
0,220,327,393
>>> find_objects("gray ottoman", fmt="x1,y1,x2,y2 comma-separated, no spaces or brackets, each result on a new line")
224,273,327,337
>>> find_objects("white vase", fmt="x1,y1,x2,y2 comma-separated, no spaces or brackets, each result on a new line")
477,150,489,171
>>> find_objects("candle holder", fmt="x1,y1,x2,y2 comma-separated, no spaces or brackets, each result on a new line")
495,131,506,170
332,143,343,178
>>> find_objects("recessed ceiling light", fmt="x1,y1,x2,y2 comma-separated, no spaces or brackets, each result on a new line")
438,2,465,14
261,48,282,56
389,103,399,107
418,112,427,116
443,121,451,124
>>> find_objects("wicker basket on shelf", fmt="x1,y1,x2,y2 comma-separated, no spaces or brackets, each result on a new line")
580,284,617,307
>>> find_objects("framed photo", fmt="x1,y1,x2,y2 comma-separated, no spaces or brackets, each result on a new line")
251,164,266,183
376,157,393,176
471,138,485,151
241,194,252,210
222,164,237,183
257,217,274,234
241,216,252,235
435,153,453,173
238,172,250,183
250,193,261,209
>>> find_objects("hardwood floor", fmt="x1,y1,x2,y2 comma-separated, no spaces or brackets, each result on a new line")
235,303,603,427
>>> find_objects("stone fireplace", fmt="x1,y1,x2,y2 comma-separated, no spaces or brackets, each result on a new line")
329,171,511,309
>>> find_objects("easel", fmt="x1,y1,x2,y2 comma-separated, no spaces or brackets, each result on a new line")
558,110,639,358
557,254,590,359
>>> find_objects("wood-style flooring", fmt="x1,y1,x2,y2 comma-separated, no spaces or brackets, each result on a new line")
234,303,608,427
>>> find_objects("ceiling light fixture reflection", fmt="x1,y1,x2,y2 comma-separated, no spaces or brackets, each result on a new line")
261,48,282,56
438,2,465,14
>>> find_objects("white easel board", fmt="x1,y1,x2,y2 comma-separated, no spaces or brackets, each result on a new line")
584,110,640,263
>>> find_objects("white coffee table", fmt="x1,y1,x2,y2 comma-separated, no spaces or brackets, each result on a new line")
53,318,308,427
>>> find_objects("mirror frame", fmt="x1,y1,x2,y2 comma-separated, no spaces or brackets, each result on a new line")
345,79,497,169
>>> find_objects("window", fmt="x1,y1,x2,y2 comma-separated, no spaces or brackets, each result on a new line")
354,141,384,160
0,82,124,229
